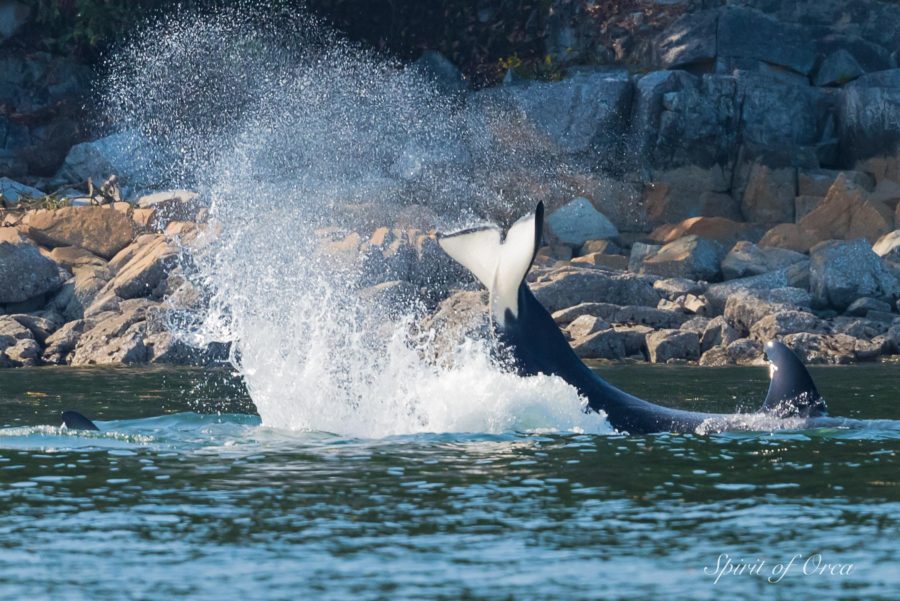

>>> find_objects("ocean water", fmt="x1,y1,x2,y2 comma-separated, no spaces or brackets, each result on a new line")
1,364,898,600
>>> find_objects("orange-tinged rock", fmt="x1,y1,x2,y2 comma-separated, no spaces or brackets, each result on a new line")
21,206,134,259
650,216,761,247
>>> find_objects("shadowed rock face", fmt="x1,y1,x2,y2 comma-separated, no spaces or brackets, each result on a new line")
0,228,62,304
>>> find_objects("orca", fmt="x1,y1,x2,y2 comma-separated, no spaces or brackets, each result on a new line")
437,202,832,435
61,410,100,431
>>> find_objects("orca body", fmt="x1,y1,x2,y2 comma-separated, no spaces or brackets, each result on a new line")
438,202,830,435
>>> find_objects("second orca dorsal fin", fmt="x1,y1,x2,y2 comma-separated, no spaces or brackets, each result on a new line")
760,341,827,418
61,411,100,431
437,202,544,323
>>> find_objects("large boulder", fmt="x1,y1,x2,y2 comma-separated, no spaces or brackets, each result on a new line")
545,197,618,246
633,71,737,172
571,329,626,360
721,241,806,280
656,9,718,69
54,132,161,187
0,2,30,44
840,70,900,163
70,300,159,366
749,310,825,343
809,238,900,310
104,234,179,300
705,265,810,313
782,332,881,364
722,288,813,334
0,177,43,206
814,49,864,87
638,235,723,281
470,70,633,158
22,206,135,259
717,6,816,76
0,227,63,304
531,267,659,313
645,329,700,363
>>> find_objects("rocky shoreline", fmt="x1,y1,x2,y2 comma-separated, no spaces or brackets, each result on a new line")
3,1,900,368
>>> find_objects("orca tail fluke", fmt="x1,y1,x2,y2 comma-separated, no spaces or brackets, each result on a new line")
437,202,544,323
61,410,100,431
760,340,827,418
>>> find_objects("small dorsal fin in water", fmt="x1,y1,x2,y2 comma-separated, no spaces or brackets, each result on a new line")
761,341,827,418
61,411,100,431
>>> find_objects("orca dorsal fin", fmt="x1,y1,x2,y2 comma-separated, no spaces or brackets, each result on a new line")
438,202,544,323
760,341,827,418
61,411,100,431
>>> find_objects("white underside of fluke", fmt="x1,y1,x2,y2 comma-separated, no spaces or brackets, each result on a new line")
438,211,537,323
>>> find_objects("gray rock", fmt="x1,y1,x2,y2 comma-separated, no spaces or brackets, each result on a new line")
9,311,64,344
55,131,162,187
546,198,618,246
882,325,900,354
571,329,626,360
613,305,686,329
0,1,30,44
614,325,653,357
729,338,765,365
41,319,85,365
531,267,659,313
783,332,881,364
701,315,741,353
629,242,661,273
652,277,706,300
633,70,737,171
105,234,179,300
724,288,813,335
70,301,164,366
749,311,825,344
645,329,700,363
681,316,711,335
0,177,43,206
638,235,723,281
721,241,807,281
809,239,900,310
0,228,63,304
657,9,718,69
833,316,890,340
736,72,831,154
815,49,864,87
470,70,633,157
718,6,816,75
845,297,893,317
4,338,40,366
551,302,619,325
705,264,810,313
565,314,610,340
840,70,900,162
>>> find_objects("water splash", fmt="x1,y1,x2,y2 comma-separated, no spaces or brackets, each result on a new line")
101,5,609,437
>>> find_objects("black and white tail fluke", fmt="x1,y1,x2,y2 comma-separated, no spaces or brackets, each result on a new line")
61,411,100,431
761,341,827,418
437,202,544,323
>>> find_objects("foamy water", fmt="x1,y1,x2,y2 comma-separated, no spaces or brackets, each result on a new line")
99,6,609,436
